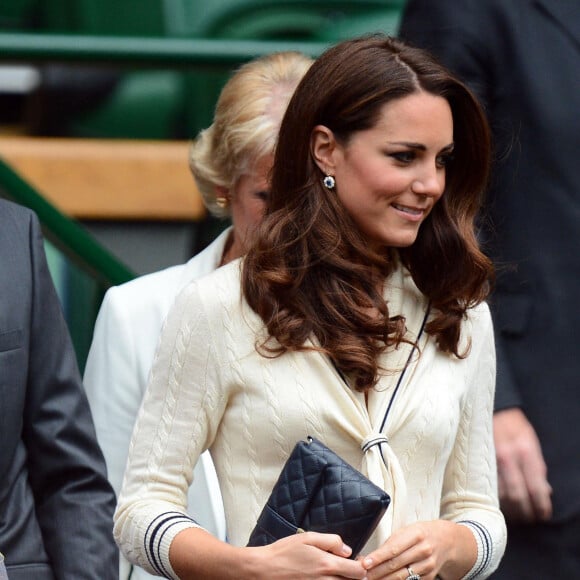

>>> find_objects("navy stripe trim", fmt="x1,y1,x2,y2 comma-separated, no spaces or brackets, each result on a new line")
155,518,198,578
361,434,389,453
144,512,198,578
458,520,492,578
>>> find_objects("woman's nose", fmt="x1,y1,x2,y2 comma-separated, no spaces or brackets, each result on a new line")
411,164,445,198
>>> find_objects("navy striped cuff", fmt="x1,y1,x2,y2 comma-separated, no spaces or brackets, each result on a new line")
457,520,492,579
144,512,198,578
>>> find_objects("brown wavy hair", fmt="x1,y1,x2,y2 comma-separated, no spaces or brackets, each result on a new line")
242,35,493,391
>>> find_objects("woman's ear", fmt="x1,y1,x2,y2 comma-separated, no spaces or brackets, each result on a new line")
213,185,230,200
214,185,231,208
310,125,338,174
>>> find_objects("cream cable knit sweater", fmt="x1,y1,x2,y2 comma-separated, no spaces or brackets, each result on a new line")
114,259,506,579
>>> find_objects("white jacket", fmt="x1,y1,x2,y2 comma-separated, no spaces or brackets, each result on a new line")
84,228,230,580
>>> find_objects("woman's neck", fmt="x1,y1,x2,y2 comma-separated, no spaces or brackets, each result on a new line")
219,230,243,266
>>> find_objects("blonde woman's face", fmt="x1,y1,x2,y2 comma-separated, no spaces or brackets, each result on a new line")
228,154,272,259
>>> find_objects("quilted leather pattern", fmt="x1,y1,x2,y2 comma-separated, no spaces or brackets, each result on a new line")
247,437,390,558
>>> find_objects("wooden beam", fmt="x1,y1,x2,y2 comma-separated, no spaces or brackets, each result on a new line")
0,137,206,221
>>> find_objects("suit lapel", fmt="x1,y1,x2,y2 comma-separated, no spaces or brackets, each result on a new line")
533,0,580,51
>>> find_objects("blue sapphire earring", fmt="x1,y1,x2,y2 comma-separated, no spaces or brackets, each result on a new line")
323,175,335,190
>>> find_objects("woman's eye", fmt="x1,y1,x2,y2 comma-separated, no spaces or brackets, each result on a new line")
390,151,415,163
436,153,455,168
255,190,269,202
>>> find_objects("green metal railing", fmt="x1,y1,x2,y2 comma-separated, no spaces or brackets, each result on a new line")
0,32,328,66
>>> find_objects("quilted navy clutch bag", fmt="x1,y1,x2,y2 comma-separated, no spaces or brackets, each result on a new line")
247,436,390,558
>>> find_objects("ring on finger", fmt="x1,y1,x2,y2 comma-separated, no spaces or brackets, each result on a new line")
405,566,421,580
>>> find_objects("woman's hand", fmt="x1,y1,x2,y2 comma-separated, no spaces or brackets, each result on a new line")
360,520,476,580
171,527,368,579
247,532,369,579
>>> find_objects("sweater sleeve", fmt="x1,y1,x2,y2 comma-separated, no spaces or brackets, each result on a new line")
440,303,507,578
113,280,228,579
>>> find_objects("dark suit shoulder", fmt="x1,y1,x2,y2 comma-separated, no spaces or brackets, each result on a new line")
0,199,37,246
0,198,35,223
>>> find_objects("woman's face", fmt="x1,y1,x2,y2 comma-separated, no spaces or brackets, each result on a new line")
228,153,272,259
328,91,454,249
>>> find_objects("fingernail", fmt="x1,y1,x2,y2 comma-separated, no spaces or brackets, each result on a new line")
363,557,373,568
342,544,352,556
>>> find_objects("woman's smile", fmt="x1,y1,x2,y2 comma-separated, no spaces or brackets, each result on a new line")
391,202,427,221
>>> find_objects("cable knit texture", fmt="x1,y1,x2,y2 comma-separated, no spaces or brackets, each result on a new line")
114,258,507,579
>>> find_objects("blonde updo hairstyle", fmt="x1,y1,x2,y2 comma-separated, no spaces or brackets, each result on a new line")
189,51,313,218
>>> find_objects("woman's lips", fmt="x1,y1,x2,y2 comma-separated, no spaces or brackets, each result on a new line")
392,203,425,221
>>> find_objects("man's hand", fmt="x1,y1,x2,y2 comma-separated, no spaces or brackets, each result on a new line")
494,408,552,523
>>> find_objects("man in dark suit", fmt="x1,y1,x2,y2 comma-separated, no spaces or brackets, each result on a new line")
0,198,118,579
399,1,580,576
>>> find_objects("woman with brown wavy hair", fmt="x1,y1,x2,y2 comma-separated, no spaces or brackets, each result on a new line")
115,36,506,580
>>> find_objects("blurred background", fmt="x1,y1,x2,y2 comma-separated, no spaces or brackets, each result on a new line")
0,0,408,369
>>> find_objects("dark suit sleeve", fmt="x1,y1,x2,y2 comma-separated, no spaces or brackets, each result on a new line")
399,0,494,109
399,0,522,411
21,213,119,579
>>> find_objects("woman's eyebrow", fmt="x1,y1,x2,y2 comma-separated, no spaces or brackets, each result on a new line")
387,141,425,150
387,141,455,152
